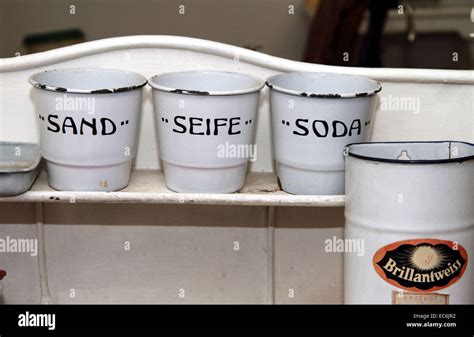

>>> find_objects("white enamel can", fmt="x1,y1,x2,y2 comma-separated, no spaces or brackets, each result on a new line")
29,68,146,191
266,72,381,195
345,141,474,304
149,71,264,193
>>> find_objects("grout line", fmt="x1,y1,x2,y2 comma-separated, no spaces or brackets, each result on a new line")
35,202,54,304
266,206,275,304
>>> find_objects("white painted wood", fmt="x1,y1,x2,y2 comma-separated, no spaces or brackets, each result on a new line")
0,170,345,207
43,203,269,304
1,36,472,82
0,203,41,304
274,207,344,304
35,203,53,304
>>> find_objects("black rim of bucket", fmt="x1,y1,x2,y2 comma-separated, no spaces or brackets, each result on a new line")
345,141,474,164
265,72,382,99
148,70,265,96
29,68,148,94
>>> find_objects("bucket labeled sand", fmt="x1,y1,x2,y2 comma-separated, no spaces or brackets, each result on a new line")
344,141,474,304
29,68,146,191
266,72,381,195
149,71,264,193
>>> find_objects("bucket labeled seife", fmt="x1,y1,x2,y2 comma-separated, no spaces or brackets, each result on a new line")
149,71,264,193
344,141,474,304
29,68,146,191
266,72,381,195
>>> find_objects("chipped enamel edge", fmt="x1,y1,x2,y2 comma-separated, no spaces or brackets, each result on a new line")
265,72,382,99
28,68,147,94
148,70,265,96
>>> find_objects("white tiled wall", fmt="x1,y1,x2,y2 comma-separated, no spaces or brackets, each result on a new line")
0,203,41,304
274,207,344,304
0,202,344,304
44,203,270,304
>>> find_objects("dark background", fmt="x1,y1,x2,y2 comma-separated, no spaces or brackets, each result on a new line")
0,0,472,69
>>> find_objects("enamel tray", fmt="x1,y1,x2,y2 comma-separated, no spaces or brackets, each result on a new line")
0,142,41,196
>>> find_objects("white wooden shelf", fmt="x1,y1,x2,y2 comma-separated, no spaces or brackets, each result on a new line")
0,170,345,207
1,35,472,208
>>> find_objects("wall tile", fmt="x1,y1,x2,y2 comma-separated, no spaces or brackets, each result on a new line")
0,202,41,304
274,207,344,304
44,203,269,304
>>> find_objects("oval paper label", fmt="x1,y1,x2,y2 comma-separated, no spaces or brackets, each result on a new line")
373,239,468,292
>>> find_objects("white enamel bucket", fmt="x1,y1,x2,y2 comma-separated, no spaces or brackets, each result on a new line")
149,71,264,193
29,68,146,191
266,72,381,195
344,141,474,304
